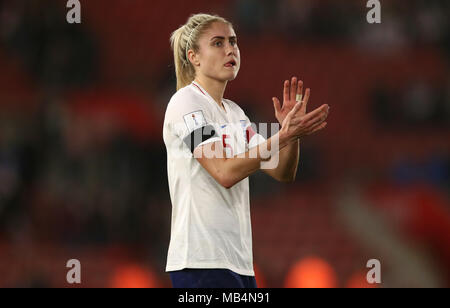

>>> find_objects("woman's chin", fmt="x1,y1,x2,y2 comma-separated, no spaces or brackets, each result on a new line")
227,75,238,81
224,71,239,81
210,71,238,82
222,66,239,80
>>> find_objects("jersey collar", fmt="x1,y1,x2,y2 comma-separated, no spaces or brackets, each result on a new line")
191,81,228,114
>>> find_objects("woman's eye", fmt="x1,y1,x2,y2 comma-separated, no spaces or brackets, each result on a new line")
215,41,223,47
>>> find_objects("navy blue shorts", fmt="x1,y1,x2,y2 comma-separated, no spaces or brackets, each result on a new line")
170,269,257,288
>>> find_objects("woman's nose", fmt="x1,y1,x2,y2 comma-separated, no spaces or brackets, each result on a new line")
226,43,236,56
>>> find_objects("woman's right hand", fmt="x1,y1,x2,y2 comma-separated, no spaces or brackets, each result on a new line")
280,100,329,142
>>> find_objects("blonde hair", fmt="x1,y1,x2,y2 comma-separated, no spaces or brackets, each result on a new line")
170,13,232,91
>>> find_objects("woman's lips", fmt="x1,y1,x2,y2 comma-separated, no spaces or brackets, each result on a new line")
224,60,236,67
224,61,236,68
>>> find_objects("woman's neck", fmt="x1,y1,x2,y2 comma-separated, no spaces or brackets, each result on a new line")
194,76,227,110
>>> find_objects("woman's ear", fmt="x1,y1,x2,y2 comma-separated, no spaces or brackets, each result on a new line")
187,50,200,67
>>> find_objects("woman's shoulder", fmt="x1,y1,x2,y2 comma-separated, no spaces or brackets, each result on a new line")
168,84,208,110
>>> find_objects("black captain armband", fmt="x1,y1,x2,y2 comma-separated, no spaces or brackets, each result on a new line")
183,124,219,153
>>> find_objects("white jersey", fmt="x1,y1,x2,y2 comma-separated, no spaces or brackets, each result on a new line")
163,81,265,276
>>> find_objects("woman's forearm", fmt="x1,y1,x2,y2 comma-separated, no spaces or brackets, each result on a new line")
219,131,293,188
274,139,300,182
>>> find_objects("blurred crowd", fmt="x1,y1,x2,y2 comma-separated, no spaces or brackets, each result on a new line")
0,0,449,287
235,0,450,50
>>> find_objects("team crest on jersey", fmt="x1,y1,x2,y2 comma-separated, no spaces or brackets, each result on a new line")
183,110,206,132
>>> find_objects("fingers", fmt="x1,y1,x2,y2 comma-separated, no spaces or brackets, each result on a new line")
300,105,329,131
301,104,329,124
285,100,329,138
283,80,289,103
296,79,303,101
284,77,306,103
304,108,328,128
302,88,310,112
272,97,281,114
291,115,328,134
289,102,302,118
290,77,297,102
285,101,302,122
292,101,302,114
307,121,327,135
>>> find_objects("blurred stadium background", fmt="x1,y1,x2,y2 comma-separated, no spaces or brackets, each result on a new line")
0,0,449,288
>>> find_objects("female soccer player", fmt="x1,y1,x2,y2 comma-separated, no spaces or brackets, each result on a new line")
163,13,329,288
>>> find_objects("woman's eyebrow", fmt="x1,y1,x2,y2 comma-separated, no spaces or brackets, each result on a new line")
210,36,237,41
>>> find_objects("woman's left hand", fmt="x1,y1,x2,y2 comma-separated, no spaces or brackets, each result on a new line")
273,77,310,124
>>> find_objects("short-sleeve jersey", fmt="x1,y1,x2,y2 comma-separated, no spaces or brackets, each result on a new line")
163,81,265,276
